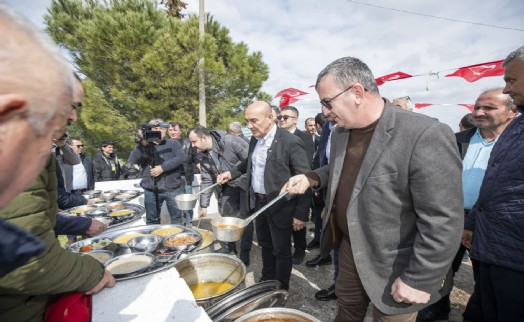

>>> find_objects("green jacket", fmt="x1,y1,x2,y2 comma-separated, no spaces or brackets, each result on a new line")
0,155,104,321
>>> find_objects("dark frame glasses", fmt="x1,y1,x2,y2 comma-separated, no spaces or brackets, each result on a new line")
320,85,354,110
276,115,297,121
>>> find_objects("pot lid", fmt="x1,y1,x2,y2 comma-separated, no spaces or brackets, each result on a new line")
206,280,286,321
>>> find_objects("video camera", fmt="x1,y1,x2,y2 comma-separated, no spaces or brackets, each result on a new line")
137,121,170,144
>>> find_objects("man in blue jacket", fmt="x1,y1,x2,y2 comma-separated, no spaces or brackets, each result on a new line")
129,119,186,224
462,45,524,321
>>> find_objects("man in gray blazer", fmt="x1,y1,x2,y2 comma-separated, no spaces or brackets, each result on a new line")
283,57,463,321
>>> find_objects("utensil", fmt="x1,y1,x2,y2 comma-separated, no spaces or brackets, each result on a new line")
175,182,222,211
211,191,289,242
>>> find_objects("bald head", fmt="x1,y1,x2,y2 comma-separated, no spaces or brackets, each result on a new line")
245,101,274,138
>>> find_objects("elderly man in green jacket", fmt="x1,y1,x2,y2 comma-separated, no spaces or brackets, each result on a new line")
0,5,115,321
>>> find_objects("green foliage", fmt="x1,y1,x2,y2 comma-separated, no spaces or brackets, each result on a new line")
44,0,269,157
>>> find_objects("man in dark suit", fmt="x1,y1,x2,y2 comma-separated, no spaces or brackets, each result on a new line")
279,105,314,264
218,101,311,290
283,57,463,321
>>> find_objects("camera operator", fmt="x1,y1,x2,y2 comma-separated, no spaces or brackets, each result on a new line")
128,119,186,224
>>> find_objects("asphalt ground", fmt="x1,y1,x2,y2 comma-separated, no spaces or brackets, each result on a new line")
190,214,474,322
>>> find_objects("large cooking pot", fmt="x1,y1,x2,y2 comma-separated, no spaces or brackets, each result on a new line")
175,253,246,309
234,307,321,322
211,192,288,242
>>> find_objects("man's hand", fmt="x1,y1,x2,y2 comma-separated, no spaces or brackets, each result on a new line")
390,277,430,304
462,229,473,249
86,219,107,237
85,269,116,295
199,208,207,218
281,174,311,195
217,171,232,184
292,218,305,231
150,165,164,177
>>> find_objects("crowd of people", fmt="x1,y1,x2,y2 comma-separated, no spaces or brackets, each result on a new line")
1,3,523,322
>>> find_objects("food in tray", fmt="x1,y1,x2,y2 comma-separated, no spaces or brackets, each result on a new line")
80,245,94,252
189,281,234,299
87,198,105,204
86,251,113,263
197,229,213,250
92,238,113,249
105,254,152,275
69,206,96,214
164,234,199,247
151,227,183,237
109,209,135,217
113,232,144,245
105,202,124,210
115,193,134,200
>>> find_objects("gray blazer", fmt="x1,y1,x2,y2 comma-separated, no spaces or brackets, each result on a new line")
315,102,463,314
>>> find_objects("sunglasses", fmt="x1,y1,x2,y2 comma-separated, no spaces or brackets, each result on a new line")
276,115,296,121
75,145,85,148
320,85,354,110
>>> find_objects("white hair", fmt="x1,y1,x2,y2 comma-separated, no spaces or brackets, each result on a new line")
0,4,75,135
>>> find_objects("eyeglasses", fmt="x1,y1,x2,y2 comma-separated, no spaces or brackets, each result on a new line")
320,85,354,110
276,115,296,121
75,145,85,148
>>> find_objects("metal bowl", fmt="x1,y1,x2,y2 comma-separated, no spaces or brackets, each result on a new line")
163,231,202,251
67,205,97,215
86,198,106,205
234,307,321,322
105,201,125,211
175,194,198,211
123,190,141,196
127,234,163,253
85,207,110,218
106,189,122,194
104,252,155,278
82,190,102,199
84,250,114,264
99,192,115,200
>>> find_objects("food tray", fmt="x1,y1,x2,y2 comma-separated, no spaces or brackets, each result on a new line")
64,203,145,230
84,189,143,204
68,224,202,281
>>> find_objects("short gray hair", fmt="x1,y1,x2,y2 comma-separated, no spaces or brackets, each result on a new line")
0,4,75,135
316,57,379,95
479,87,515,111
503,45,524,67
228,121,242,133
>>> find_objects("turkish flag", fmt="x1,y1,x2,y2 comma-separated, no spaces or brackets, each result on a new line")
459,104,474,112
445,60,504,82
375,71,412,86
274,87,308,98
414,103,432,109
279,95,299,108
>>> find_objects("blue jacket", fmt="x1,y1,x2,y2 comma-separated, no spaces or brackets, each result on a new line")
465,109,524,272
129,139,185,191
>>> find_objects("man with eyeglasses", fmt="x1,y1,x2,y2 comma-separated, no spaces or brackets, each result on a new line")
282,56,463,321
63,138,95,194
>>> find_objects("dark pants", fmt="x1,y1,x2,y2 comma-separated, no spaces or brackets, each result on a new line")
474,261,524,322
335,238,417,322
311,191,324,242
255,197,293,290
292,226,306,251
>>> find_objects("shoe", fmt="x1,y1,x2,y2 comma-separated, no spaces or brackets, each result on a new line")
315,284,337,301
306,239,320,250
292,249,305,265
240,250,250,267
416,296,450,321
306,254,332,267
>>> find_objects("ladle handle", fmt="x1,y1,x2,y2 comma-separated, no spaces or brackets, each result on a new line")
194,182,220,196
244,191,289,225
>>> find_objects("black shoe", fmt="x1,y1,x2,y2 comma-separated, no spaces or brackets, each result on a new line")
315,284,337,301
416,297,450,321
292,249,305,265
306,239,320,250
240,250,250,267
306,254,332,267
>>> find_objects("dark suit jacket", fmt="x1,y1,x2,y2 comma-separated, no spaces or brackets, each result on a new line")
230,126,311,224
315,103,463,314
293,129,315,166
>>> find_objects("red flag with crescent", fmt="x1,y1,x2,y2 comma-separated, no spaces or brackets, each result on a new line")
274,87,308,98
279,94,299,108
445,60,504,82
375,71,412,86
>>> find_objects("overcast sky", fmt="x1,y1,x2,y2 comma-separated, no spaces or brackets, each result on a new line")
6,0,524,131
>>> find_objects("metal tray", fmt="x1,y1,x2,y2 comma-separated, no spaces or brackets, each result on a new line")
68,224,202,281
63,203,145,230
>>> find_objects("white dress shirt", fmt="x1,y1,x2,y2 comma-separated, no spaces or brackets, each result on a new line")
251,124,277,194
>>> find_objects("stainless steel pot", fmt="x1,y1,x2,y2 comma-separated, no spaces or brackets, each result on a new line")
211,192,288,242
175,182,220,210
175,253,246,309
234,307,321,322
